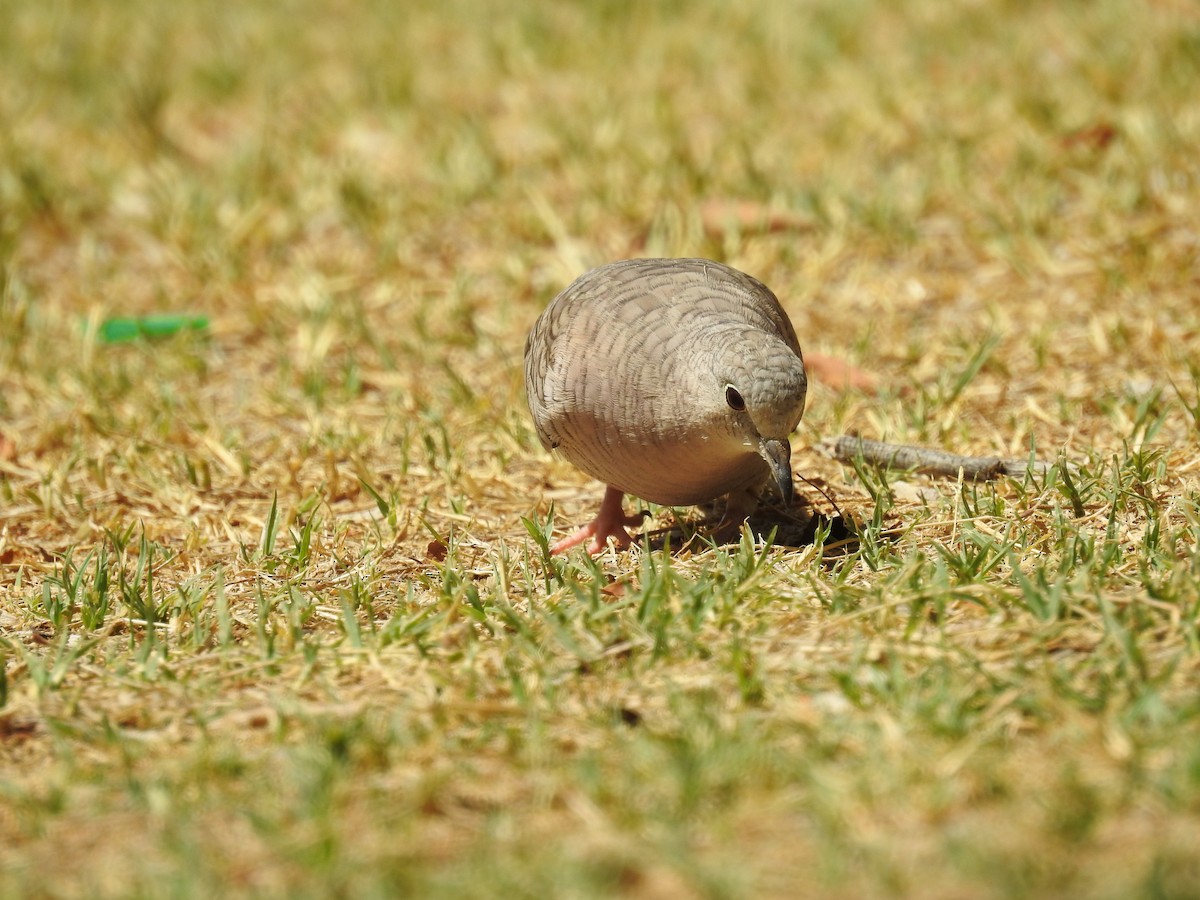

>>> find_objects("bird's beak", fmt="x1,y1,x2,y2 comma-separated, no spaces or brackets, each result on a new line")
759,438,793,506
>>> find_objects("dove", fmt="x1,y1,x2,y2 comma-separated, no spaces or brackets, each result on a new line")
524,258,807,554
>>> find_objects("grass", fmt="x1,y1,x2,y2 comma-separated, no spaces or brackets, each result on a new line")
2,0,1200,896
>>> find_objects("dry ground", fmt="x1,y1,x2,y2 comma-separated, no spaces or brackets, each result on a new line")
2,1,1199,897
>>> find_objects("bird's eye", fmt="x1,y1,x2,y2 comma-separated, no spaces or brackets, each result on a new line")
725,385,746,411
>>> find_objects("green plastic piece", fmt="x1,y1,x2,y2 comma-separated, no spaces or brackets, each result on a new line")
99,315,210,343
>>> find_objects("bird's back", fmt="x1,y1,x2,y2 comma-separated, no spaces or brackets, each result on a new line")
526,259,797,364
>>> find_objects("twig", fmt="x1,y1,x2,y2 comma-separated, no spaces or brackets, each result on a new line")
817,435,1066,481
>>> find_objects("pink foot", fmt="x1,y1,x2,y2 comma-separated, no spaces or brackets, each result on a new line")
551,486,649,555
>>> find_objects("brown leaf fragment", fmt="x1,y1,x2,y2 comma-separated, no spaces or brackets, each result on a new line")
600,579,627,600
805,352,882,392
0,716,41,742
698,199,815,236
1061,122,1118,151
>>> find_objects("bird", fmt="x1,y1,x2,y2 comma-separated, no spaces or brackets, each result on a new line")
524,257,808,555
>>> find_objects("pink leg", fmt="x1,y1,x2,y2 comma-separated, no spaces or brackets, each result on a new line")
551,486,648,555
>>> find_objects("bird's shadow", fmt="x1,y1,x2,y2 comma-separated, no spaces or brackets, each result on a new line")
638,487,860,558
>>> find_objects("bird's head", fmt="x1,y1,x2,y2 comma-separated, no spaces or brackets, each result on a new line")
711,334,807,504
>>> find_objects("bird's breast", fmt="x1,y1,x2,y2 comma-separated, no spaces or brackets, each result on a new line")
553,413,765,506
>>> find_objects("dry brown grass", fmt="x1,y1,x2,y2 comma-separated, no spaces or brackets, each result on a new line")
2,0,1200,896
